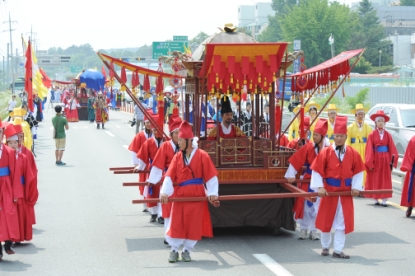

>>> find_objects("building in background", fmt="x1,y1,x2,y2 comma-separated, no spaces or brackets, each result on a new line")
238,2,275,40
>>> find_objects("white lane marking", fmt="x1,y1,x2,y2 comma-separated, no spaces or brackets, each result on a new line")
122,145,128,150
253,254,293,276
105,131,115,137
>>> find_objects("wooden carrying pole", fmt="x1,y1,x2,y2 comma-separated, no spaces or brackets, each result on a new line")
109,167,135,171
113,170,150,174
132,189,392,204
123,179,311,186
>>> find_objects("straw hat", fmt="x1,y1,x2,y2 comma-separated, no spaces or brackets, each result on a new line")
306,101,321,111
326,104,340,112
350,103,369,114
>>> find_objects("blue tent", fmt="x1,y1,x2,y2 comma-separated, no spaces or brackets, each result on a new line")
79,69,105,91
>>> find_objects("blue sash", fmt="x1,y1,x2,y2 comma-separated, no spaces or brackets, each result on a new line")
178,178,204,187
0,167,10,177
407,162,415,203
306,186,314,207
20,176,25,185
351,137,367,143
375,146,388,153
303,163,312,175
326,177,352,187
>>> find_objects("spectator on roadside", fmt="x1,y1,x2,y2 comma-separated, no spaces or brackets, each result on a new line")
7,95,17,122
133,97,148,134
52,105,69,166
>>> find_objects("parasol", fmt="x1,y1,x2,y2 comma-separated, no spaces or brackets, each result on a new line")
79,69,105,91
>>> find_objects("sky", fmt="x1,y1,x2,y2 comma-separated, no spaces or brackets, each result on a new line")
0,0,355,58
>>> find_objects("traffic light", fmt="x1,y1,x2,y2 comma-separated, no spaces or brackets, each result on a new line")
136,58,146,61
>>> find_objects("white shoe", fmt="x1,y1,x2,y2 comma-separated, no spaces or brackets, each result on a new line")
309,230,320,240
299,229,307,240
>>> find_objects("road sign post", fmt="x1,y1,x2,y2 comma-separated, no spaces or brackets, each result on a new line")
152,41,189,59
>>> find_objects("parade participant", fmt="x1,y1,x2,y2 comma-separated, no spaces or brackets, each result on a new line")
260,103,270,137
21,104,38,153
7,95,16,122
276,132,289,147
287,117,310,150
133,97,148,134
4,125,35,243
400,136,415,217
285,119,328,240
33,94,43,122
288,106,300,141
0,119,23,259
147,115,182,241
65,93,80,122
128,115,153,208
306,101,321,142
160,120,219,263
136,116,165,223
94,92,108,129
241,102,252,136
207,95,245,139
310,116,364,259
346,103,372,190
11,108,33,152
326,104,339,144
233,101,241,127
87,92,95,123
364,110,398,207
13,124,38,225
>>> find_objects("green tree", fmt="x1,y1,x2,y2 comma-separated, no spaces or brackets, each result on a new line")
345,88,370,111
257,0,297,42
279,0,357,67
351,56,372,74
400,0,415,6
350,0,390,66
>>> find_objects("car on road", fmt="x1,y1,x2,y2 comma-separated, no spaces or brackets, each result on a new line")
365,104,415,154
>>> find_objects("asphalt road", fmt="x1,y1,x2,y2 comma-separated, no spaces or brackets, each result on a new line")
1,106,414,276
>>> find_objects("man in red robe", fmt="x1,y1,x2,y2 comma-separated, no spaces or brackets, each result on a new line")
310,116,364,259
160,120,218,263
128,114,153,205
136,115,165,223
14,124,38,226
364,110,398,206
4,125,35,243
0,120,23,259
285,118,328,240
147,115,182,243
400,136,415,217
287,117,311,150
207,95,245,139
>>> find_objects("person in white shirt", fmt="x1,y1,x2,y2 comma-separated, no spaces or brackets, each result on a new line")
7,95,17,122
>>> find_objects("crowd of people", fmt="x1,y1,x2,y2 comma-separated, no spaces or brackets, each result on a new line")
126,94,414,263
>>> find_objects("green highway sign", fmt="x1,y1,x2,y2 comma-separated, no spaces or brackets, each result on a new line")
152,41,189,59
71,66,82,73
173,36,188,42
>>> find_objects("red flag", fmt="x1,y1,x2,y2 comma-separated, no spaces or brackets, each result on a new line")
25,41,34,111
101,65,107,79
39,67,52,88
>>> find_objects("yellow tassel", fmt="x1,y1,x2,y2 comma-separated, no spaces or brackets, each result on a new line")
333,81,338,89
216,73,218,83
258,73,261,83
224,95,227,101
291,94,294,100
236,80,240,89
230,74,233,84
268,86,272,93
264,77,267,88
211,87,215,93
255,88,258,94
273,74,277,82
250,94,254,101
244,79,247,85
249,81,253,90
220,82,223,89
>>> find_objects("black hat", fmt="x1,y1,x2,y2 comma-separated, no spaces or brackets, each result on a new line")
246,102,251,106
220,95,233,115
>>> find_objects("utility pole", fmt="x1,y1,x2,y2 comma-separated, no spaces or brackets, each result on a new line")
3,13,17,94
6,43,9,90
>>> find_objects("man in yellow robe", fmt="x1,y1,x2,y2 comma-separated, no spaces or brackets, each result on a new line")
288,106,300,141
346,103,372,188
306,101,321,142
325,104,339,144
11,108,33,151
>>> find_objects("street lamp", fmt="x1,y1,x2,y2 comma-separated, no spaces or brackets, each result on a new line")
379,50,382,67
